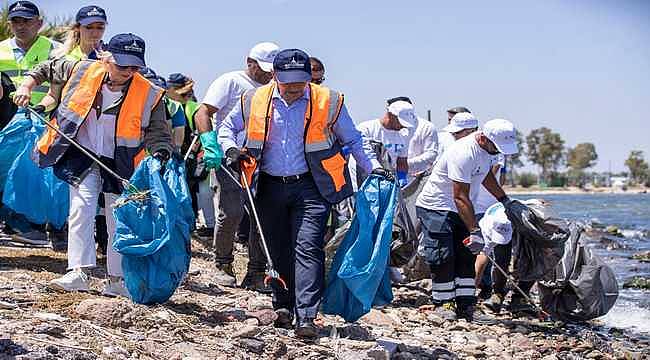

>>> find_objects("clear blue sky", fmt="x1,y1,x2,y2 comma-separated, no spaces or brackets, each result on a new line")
34,0,650,173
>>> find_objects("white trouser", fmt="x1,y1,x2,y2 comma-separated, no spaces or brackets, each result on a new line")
197,176,215,228
67,166,122,276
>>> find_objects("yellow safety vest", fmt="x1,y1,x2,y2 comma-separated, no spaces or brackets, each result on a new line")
0,36,54,104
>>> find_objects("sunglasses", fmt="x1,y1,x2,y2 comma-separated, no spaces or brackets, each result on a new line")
312,77,325,85
111,63,140,72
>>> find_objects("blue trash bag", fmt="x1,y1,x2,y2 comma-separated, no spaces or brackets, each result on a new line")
322,175,398,322
0,110,33,188
113,156,194,305
1,110,69,228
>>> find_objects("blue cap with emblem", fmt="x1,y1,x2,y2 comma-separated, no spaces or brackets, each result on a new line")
76,5,107,26
104,33,146,68
8,1,39,19
273,49,312,84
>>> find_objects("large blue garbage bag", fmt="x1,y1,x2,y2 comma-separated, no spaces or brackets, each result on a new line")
113,156,194,305
322,175,398,322
0,110,32,188
0,110,69,228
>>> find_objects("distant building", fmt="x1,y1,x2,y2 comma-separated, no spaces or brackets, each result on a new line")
611,176,629,189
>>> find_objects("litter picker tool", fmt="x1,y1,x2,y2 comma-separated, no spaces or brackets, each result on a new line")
183,134,199,161
220,165,287,291
26,106,150,206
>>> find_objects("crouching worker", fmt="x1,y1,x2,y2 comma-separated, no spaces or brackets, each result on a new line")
13,33,173,296
218,49,390,339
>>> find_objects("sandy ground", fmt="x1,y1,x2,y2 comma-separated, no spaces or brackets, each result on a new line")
1,237,649,360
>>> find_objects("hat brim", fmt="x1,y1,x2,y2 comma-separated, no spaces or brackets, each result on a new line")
494,141,518,155
112,53,145,68
275,70,311,84
8,11,37,19
256,60,273,73
489,228,512,245
442,124,464,133
397,117,414,128
79,17,106,26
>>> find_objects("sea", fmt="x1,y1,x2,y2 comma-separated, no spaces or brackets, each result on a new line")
516,193,650,335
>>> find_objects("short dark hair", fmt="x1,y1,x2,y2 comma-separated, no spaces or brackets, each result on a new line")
387,96,412,106
447,106,471,115
309,57,324,71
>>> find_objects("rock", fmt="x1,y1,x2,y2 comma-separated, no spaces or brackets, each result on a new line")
376,339,400,355
45,345,58,354
605,225,621,236
247,309,277,326
485,338,505,353
16,350,56,360
339,324,373,341
366,346,390,360
232,325,261,338
102,345,129,359
585,350,604,359
34,324,65,337
541,355,559,360
33,312,67,322
0,300,17,309
0,338,28,356
74,299,131,327
243,318,260,326
237,337,265,354
153,310,172,322
360,309,401,328
631,251,650,262
513,325,531,335
623,277,650,289
426,313,445,326
624,350,644,360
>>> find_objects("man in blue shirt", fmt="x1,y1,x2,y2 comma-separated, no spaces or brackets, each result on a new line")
216,49,392,339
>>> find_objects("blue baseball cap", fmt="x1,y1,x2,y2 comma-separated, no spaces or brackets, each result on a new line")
104,33,146,67
273,49,312,84
139,67,167,88
76,5,107,26
8,1,39,19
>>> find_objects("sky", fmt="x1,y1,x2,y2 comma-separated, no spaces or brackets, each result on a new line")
31,0,650,173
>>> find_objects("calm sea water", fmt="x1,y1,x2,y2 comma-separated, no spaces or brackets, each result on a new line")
516,193,650,334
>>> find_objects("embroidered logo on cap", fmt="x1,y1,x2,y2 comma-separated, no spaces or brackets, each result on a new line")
124,40,143,53
12,2,28,11
283,56,305,70
86,7,103,16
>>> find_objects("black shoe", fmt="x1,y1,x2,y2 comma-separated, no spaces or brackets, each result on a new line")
48,230,68,253
274,308,294,329
477,287,492,301
196,227,214,238
508,296,536,315
483,294,505,314
457,305,497,325
240,271,272,294
295,318,319,340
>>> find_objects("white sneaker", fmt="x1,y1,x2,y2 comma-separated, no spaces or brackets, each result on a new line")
48,270,90,292
102,278,130,298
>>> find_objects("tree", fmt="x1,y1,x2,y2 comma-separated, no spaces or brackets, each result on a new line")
1,4,71,42
525,127,565,184
567,143,598,187
625,150,649,185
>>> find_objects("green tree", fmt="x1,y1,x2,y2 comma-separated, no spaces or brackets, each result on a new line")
567,142,598,186
625,150,649,185
1,4,71,42
525,127,565,184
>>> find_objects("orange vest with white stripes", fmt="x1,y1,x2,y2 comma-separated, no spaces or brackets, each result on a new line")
241,82,353,204
35,60,163,180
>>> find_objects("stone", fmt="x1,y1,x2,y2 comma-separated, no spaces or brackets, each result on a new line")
586,350,604,359
339,324,373,341
623,277,650,289
243,318,259,326
74,299,131,327
232,325,260,338
237,337,265,354
360,309,401,328
376,339,400,355
153,310,172,322
102,345,129,360
45,345,58,354
366,346,390,360
624,350,644,360
485,338,505,353
513,325,531,335
33,312,67,322
247,309,277,326
631,251,650,262
541,355,559,360
427,313,445,326
0,300,17,309
34,324,65,337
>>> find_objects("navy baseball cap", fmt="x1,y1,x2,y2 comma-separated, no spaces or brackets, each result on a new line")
76,5,107,26
105,33,146,67
167,73,191,87
273,49,312,84
139,67,167,88
8,1,39,19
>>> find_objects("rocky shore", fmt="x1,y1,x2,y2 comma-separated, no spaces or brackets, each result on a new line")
1,240,649,360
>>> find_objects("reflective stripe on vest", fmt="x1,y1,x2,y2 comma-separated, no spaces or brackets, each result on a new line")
36,60,163,176
0,36,54,104
241,82,351,203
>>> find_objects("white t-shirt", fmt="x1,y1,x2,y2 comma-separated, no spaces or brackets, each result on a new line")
415,132,493,212
407,117,438,175
357,118,412,168
201,70,262,129
437,130,455,157
76,84,122,159
474,154,506,214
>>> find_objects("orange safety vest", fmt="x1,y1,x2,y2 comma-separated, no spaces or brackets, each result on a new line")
241,82,353,204
35,60,164,182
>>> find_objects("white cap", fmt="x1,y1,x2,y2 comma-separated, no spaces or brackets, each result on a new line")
387,100,416,128
479,204,512,246
443,112,478,133
248,42,280,72
483,118,518,155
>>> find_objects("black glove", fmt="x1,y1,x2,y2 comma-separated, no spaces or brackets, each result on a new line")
153,150,170,173
371,167,395,182
225,147,252,170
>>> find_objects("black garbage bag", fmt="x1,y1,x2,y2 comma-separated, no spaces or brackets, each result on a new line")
538,223,619,322
505,199,570,282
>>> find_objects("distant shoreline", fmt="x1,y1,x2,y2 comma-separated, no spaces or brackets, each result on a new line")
504,186,649,195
